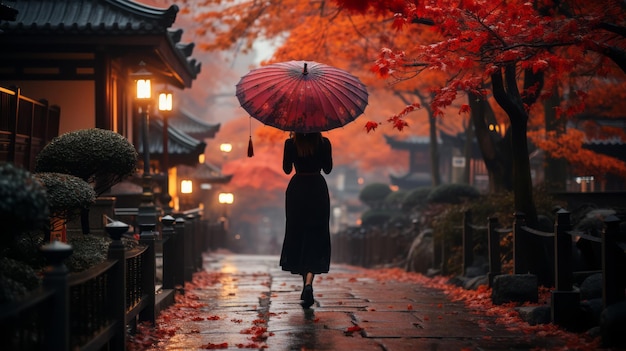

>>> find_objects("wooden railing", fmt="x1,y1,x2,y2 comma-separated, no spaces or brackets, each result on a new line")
462,209,625,346
331,223,415,268
0,211,226,351
0,86,60,171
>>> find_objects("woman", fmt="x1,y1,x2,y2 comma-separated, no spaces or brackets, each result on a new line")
280,132,333,309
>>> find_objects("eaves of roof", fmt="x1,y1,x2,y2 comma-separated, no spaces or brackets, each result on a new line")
137,118,206,167
0,0,200,87
384,134,436,150
165,109,221,140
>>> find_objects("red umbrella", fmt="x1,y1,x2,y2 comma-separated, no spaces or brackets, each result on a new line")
236,60,368,133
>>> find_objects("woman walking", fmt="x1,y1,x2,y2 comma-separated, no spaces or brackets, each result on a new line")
280,132,333,309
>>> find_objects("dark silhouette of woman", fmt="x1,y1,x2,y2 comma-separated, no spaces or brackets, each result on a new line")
280,132,332,308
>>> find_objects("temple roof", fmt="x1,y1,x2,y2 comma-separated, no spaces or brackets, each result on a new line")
0,0,200,87
191,163,233,184
165,109,221,140
138,118,206,167
384,134,438,150
584,137,626,162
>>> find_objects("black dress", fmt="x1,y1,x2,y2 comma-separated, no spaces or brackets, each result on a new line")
280,136,333,275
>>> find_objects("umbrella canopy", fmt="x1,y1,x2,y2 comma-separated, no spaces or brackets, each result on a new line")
236,61,368,133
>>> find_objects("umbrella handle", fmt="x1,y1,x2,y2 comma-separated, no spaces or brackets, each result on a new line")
303,62,308,75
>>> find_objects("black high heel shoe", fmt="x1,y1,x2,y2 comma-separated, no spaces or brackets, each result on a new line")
300,284,314,309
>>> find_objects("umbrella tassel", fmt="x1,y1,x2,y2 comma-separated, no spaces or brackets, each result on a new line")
247,116,254,157
247,137,254,157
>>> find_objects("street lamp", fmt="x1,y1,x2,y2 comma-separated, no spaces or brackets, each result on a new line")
220,143,232,154
131,61,156,227
218,192,234,216
220,143,232,164
158,88,173,215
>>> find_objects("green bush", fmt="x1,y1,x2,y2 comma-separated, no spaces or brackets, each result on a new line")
427,183,480,204
359,183,392,209
35,128,138,195
361,209,394,227
430,188,563,276
0,163,49,242
384,189,408,210
65,233,110,272
0,257,41,303
402,186,432,212
35,173,96,223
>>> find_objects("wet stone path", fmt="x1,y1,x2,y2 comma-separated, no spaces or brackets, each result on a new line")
137,253,569,351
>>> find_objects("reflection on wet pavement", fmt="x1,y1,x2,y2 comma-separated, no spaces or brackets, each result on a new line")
134,253,570,351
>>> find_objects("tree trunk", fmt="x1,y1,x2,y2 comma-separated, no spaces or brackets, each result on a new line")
468,93,512,192
491,65,538,225
428,112,441,186
462,118,472,184
544,85,567,191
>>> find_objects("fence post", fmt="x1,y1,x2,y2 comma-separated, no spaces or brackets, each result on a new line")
554,209,573,291
40,241,72,351
106,221,129,350
551,209,579,329
138,223,157,324
463,210,473,276
182,216,195,281
161,215,176,290
487,216,500,287
513,211,528,274
175,217,186,292
602,215,625,308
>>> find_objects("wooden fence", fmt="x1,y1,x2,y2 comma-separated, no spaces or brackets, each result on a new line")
0,211,226,351
462,209,625,344
0,86,60,171
331,223,415,268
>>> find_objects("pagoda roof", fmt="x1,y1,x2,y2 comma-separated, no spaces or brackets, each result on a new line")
583,137,626,162
0,0,200,87
138,118,206,167
165,109,221,140
384,134,439,150
192,163,233,184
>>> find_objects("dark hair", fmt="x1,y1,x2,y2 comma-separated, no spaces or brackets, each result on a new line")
294,132,322,157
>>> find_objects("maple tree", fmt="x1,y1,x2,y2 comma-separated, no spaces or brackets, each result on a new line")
151,0,626,276
332,0,626,220
181,0,473,188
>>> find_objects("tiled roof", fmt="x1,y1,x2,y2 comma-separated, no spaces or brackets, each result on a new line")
583,137,626,161
166,109,221,140
1,0,177,33
384,134,436,150
0,0,200,86
137,117,206,167
192,163,232,183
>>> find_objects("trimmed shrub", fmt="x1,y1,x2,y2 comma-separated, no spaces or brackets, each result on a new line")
402,186,432,212
361,209,394,227
35,173,96,225
427,183,480,204
0,163,49,242
359,183,392,209
35,128,138,195
0,257,41,303
384,189,408,210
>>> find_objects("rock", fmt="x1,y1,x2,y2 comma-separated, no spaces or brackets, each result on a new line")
404,229,433,274
580,298,603,328
491,274,538,305
517,305,550,325
580,273,603,300
463,275,489,290
601,300,626,348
